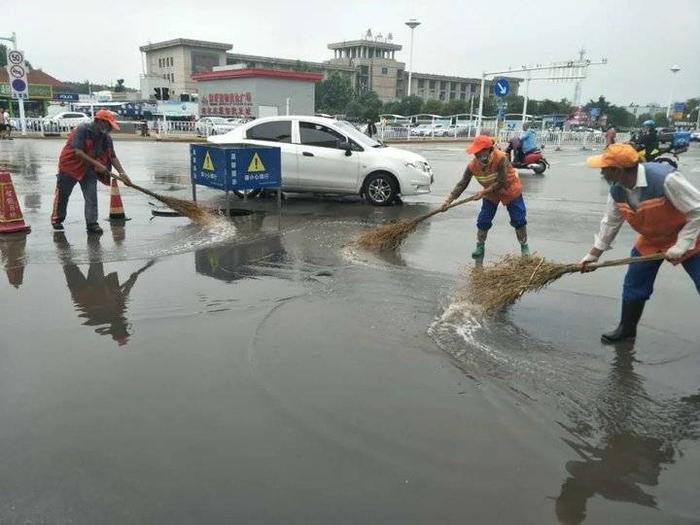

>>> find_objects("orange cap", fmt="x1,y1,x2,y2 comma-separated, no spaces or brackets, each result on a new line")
586,143,639,168
95,109,120,131
467,135,495,154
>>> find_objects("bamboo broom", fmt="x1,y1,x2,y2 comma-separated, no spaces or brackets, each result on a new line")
468,253,665,313
111,174,216,226
356,193,483,251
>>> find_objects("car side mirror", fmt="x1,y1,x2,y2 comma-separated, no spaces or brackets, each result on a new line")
339,140,353,156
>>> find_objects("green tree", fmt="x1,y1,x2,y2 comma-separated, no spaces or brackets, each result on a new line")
114,79,126,92
652,112,669,127
444,98,469,115
421,98,444,115
382,101,401,115
398,95,423,116
315,72,354,115
354,90,383,121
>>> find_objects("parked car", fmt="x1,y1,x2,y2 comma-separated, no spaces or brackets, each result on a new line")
42,112,91,129
690,129,700,142
410,124,432,137
208,116,433,205
196,117,241,137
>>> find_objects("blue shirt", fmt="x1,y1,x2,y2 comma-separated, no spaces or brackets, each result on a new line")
520,129,537,154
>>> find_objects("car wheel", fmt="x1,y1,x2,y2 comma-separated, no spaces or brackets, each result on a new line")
233,189,262,199
364,172,398,206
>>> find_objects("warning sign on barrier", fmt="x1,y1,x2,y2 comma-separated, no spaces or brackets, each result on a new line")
190,144,281,192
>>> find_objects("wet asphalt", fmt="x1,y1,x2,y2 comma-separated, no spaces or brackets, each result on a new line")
0,138,699,524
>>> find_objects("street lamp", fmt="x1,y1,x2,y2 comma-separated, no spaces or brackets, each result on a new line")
666,64,681,120
405,19,421,98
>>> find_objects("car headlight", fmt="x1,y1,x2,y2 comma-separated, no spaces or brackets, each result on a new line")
405,161,431,173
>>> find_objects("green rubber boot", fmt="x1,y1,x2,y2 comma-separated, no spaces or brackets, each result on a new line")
471,242,485,259
520,243,530,257
516,226,530,257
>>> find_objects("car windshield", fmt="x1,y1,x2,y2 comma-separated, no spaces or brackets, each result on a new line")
335,120,385,148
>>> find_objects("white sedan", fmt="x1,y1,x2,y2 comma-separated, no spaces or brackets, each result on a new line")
209,116,433,205
42,112,91,130
196,117,242,137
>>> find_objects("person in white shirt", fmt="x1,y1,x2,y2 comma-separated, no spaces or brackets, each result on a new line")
580,144,700,344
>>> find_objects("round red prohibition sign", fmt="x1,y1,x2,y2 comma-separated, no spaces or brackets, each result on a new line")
10,64,25,78
8,51,23,65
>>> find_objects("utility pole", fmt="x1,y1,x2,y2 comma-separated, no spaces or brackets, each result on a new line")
573,47,586,107
666,65,681,120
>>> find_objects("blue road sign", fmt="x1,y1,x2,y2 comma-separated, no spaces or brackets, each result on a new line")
190,144,282,193
590,107,601,118
673,102,686,113
493,78,510,97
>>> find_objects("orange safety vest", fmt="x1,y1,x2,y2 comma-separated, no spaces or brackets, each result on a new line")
611,163,700,263
58,124,113,183
468,149,522,204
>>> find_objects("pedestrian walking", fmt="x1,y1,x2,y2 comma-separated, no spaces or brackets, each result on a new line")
366,118,377,138
604,124,617,148
442,135,530,259
580,144,700,343
51,110,131,234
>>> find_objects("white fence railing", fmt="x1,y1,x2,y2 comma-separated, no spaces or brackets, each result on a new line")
496,129,631,150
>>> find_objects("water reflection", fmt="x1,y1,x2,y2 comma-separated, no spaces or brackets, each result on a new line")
54,233,155,346
555,343,700,524
195,233,286,282
0,232,28,288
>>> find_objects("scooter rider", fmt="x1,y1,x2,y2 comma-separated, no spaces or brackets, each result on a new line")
635,120,659,161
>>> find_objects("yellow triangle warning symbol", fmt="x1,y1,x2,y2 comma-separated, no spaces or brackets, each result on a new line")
247,153,266,173
202,151,215,171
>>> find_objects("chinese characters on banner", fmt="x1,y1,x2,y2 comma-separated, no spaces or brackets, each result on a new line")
201,91,253,116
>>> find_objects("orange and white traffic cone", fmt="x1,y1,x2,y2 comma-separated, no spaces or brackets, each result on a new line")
108,178,130,222
0,169,31,234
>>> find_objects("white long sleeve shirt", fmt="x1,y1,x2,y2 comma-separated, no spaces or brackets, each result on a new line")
593,164,700,254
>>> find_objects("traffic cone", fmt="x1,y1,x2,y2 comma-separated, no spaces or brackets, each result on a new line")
0,169,31,234
108,178,130,222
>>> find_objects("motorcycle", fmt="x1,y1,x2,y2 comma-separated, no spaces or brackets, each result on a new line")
630,130,689,169
505,136,550,175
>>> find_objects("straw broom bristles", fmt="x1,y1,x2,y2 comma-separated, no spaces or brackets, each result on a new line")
467,253,666,313
112,174,217,226
357,193,482,251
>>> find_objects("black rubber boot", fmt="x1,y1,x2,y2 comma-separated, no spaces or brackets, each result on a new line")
601,300,646,344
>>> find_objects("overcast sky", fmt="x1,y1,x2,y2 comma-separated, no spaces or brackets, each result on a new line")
5,0,699,107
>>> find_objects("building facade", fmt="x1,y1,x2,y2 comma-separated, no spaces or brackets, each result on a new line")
139,39,232,100
0,69,63,117
193,67,323,118
139,35,519,104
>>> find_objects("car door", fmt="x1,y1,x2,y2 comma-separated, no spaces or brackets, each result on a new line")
243,119,298,189
297,121,359,192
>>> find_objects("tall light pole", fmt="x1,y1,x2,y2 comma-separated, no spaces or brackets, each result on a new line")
405,19,421,98
666,64,681,120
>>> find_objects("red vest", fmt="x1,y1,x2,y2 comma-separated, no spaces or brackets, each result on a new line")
58,126,112,182
469,149,522,204
611,163,700,262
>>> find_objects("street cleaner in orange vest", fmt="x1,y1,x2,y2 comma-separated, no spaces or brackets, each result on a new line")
441,135,530,258
51,110,131,234
580,143,700,344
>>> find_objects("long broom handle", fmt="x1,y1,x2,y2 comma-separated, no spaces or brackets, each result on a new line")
110,173,164,202
562,253,666,274
412,193,483,224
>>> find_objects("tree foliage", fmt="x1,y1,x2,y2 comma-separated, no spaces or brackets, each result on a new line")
315,73,355,115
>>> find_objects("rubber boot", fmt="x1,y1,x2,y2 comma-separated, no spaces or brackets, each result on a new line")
515,226,530,256
471,229,487,259
601,300,646,344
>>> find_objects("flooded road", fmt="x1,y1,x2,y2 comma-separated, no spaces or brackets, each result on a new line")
1,138,699,524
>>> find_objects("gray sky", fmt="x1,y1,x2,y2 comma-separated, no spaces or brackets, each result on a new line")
5,0,699,107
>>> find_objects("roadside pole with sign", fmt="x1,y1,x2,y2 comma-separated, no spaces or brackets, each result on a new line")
1,33,27,135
